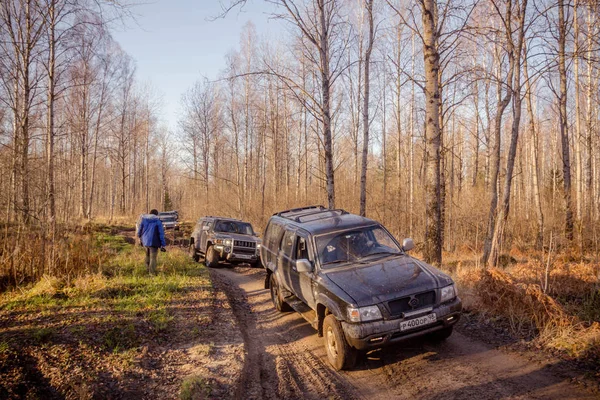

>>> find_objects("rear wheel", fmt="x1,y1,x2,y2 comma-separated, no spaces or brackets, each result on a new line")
427,326,453,342
270,273,292,312
205,245,219,268
323,314,357,370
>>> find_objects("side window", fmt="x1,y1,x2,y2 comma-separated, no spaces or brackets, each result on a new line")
296,237,310,261
280,229,296,258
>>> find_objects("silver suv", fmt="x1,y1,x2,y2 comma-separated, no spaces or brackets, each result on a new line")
189,216,261,268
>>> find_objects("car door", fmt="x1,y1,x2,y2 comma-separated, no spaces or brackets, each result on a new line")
294,232,316,309
200,220,211,253
277,229,296,291
278,229,316,308
192,219,202,247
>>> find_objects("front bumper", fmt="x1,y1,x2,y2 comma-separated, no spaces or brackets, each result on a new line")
341,297,462,350
213,244,259,263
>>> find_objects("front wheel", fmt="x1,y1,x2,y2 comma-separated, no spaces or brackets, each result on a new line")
323,314,357,370
270,273,292,312
205,245,219,268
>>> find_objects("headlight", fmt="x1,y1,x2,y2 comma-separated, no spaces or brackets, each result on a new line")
347,305,382,322
256,243,261,250
224,239,232,246
440,284,457,303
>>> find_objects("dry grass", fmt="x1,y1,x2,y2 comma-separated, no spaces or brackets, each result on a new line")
454,260,600,362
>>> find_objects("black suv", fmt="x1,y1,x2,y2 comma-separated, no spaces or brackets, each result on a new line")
189,216,261,268
261,206,462,370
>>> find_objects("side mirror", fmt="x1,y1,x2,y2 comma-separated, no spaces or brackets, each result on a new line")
202,225,210,231
402,238,414,252
296,259,313,273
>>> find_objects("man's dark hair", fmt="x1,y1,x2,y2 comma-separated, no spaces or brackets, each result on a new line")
150,209,159,215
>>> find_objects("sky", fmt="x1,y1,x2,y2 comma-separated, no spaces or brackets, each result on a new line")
111,1,283,131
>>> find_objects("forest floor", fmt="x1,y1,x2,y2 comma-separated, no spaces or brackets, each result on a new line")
0,229,244,399
0,227,599,399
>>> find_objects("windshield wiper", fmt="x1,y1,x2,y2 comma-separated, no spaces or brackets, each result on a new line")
357,251,400,262
322,259,351,266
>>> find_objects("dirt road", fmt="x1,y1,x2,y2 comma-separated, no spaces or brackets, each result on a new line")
210,266,597,400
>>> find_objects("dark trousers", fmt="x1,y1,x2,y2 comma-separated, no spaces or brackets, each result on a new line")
145,246,159,274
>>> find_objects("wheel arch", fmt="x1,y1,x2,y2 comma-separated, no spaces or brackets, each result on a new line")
316,295,344,337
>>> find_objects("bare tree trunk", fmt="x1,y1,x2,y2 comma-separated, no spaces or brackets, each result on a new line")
409,30,415,237
558,0,574,241
482,21,514,266
421,0,442,265
318,0,335,209
382,74,388,225
489,0,527,268
524,43,544,250
359,0,374,217
585,5,594,223
46,0,57,230
573,0,582,230
472,78,480,187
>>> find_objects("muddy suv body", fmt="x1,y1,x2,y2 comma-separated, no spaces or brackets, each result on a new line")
261,205,462,370
158,211,180,230
189,216,261,268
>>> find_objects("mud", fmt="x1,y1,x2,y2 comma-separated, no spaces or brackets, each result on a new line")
210,266,598,400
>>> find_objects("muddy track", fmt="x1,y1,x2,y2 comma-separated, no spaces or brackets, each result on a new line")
210,266,597,400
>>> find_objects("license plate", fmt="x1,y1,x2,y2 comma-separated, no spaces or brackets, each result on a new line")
400,313,437,331
236,254,252,259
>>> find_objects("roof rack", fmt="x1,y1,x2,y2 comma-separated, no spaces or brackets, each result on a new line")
275,205,349,223
203,216,241,221
274,205,326,217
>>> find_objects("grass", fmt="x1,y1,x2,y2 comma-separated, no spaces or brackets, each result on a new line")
0,228,218,398
180,375,213,400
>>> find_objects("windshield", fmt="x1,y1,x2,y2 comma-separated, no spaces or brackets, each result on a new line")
214,220,254,235
316,225,401,268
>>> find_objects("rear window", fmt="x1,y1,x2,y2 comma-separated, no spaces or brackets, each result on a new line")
265,221,285,251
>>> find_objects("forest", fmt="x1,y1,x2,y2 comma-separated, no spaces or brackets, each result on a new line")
2,0,599,266
0,0,599,397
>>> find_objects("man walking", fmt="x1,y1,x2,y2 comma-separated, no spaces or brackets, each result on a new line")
137,209,166,274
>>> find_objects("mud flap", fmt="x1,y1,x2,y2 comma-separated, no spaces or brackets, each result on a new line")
264,270,271,290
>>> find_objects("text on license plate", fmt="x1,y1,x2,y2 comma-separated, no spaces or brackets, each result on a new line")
400,313,437,331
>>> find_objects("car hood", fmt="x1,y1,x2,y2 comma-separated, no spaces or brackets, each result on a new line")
324,255,453,306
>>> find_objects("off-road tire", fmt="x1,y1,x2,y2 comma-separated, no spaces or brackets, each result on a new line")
250,260,260,268
270,273,292,312
428,326,453,342
189,242,200,262
205,245,219,268
323,314,357,371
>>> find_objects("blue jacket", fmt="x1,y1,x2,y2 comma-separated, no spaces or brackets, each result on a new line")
137,214,166,248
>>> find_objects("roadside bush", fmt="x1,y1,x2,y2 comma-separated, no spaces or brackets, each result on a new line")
0,225,131,291
465,268,600,360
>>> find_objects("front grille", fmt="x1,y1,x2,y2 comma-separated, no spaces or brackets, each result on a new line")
234,247,256,255
387,291,436,316
234,240,256,248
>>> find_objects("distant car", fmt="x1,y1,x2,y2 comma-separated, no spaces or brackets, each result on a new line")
189,216,261,268
261,205,462,370
158,211,180,230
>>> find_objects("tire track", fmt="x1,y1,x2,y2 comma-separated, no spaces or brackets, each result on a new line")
211,266,597,400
